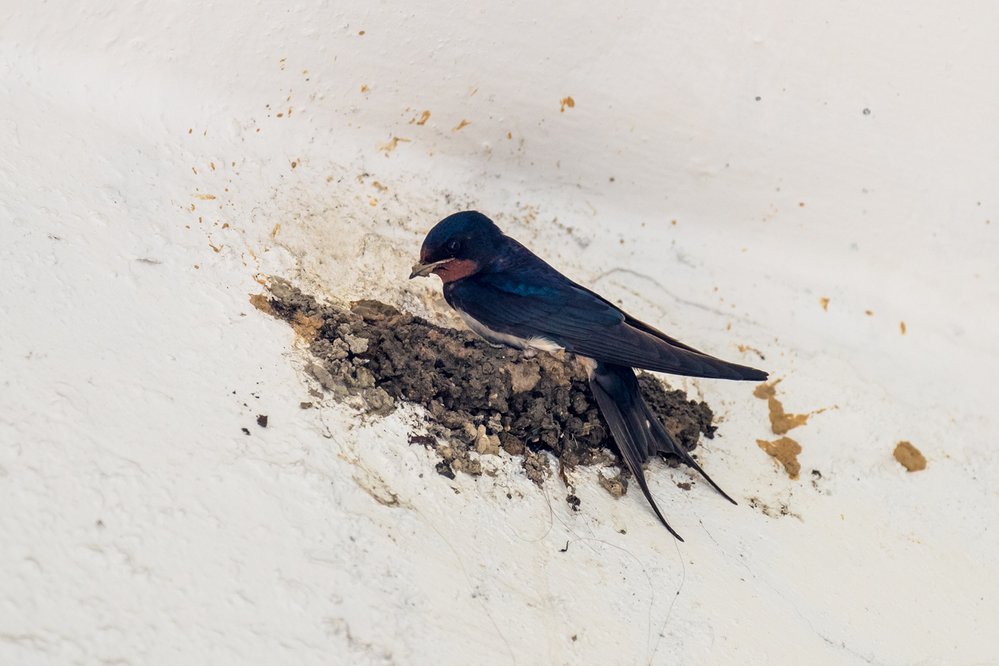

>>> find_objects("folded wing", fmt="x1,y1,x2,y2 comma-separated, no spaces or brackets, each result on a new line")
447,272,767,381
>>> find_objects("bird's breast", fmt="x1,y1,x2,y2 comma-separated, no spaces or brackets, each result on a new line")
456,311,563,353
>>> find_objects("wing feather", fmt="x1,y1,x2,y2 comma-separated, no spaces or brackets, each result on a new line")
447,272,767,381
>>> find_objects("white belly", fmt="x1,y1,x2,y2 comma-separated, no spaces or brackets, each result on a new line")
458,311,563,353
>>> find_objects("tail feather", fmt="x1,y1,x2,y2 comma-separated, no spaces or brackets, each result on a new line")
639,399,737,505
589,365,684,541
588,362,737,540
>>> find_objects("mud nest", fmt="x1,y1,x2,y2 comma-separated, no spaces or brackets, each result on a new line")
253,278,717,495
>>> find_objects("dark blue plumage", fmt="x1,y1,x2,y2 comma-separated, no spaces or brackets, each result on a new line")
410,210,767,540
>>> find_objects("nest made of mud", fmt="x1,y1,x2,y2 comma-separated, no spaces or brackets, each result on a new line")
253,278,716,495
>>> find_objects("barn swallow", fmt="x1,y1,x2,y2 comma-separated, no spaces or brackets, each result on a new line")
410,211,767,540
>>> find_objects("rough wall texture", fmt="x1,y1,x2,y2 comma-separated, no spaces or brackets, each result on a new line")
2,1,998,664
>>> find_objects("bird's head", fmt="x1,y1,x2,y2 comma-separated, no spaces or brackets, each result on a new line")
409,210,504,282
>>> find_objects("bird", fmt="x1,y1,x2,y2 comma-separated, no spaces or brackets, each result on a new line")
409,211,767,540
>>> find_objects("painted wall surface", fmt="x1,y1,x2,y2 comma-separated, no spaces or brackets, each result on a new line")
2,1,998,663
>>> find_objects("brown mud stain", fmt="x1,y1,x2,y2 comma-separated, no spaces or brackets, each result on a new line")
378,136,411,155
894,441,926,472
249,293,276,316
754,379,827,435
560,96,576,112
452,119,471,132
757,437,802,479
737,344,766,360
900,321,907,335
412,110,431,126
253,289,322,341
819,297,830,311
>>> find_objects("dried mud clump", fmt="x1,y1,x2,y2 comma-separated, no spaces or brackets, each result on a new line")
757,436,803,479
894,441,927,472
254,278,717,496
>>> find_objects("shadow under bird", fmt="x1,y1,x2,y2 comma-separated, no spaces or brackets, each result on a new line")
410,211,767,540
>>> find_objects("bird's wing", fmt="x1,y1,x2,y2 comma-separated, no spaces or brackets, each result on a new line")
448,271,767,381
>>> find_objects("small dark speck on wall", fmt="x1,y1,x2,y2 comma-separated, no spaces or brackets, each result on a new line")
257,414,269,428
862,108,871,115
241,427,251,436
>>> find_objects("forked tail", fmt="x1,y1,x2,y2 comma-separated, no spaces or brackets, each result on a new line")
588,362,737,541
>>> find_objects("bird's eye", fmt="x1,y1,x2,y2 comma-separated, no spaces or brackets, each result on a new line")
447,239,461,254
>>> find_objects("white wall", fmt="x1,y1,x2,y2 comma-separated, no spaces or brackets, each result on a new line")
2,1,998,664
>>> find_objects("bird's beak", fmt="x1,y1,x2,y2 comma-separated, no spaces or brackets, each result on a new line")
409,258,451,279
